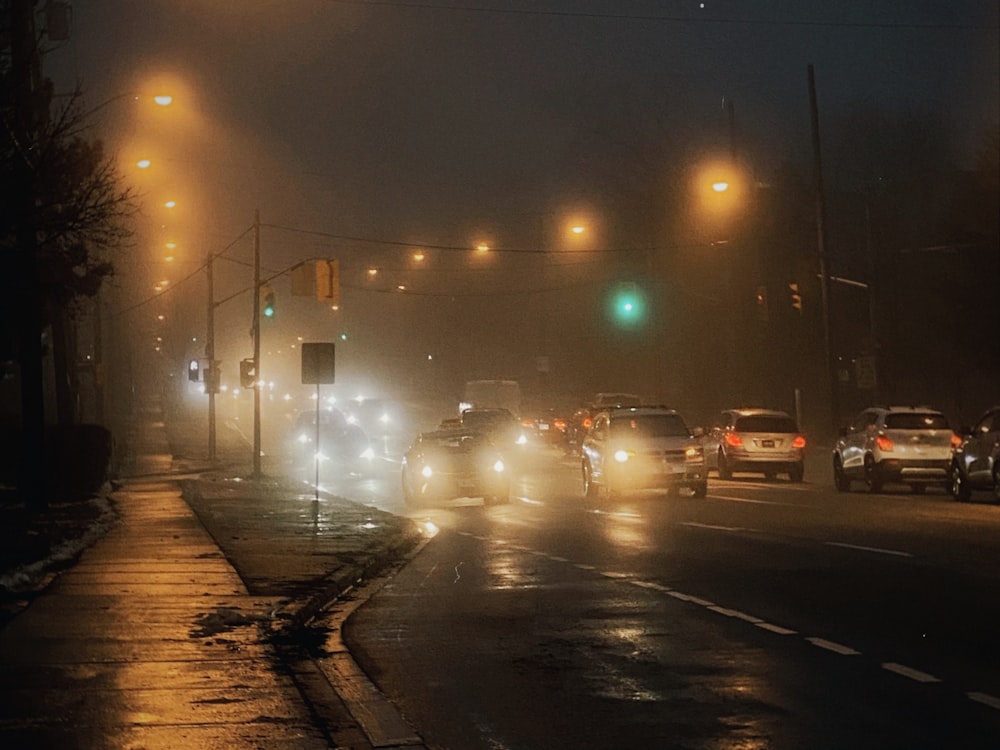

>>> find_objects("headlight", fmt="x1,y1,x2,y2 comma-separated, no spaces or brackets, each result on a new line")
360,446,375,460
685,446,703,460
421,464,433,479
492,459,506,473
516,433,528,445
614,449,632,463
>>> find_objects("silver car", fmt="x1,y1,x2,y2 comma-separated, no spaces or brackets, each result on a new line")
702,408,806,482
833,406,959,493
949,405,1000,502
581,406,707,499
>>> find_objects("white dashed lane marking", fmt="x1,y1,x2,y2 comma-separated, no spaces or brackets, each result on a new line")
882,662,941,683
826,541,913,558
807,637,861,656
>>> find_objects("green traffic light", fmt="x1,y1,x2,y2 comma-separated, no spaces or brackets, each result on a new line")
608,282,645,327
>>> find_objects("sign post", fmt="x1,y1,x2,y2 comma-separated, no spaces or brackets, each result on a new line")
301,343,336,501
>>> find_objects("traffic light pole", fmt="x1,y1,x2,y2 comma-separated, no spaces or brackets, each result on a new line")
252,209,262,477
206,252,216,462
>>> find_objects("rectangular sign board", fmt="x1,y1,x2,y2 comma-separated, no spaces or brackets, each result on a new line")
301,342,336,384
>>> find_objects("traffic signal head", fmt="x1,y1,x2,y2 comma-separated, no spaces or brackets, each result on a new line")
789,282,803,313
608,282,646,328
240,358,256,388
262,284,276,318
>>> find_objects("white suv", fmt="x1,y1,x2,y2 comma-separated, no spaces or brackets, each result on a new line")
833,406,959,493
581,406,707,500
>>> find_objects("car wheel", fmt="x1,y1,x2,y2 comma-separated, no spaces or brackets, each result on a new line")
582,461,599,500
949,462,972,502
789,463,804,483
691,481,708,498
864,455,883,493
717,450,732,480
833,456,850,492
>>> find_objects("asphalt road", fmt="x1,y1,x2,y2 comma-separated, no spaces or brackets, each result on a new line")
332,442,1000,750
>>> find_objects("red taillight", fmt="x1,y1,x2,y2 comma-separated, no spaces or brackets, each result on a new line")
724,432,743,448
792,435,806,449
950,432,963,449
583,417,592,429
554,418,566,431
875,434,894,452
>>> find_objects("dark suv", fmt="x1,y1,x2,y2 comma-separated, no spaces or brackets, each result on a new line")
949,405,1000,502
581,406,706,499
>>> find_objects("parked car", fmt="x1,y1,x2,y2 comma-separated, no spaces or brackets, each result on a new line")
702,408,806,482
832,406,960,493
581,405,707,499
401,428,510,506
948,405,1000,502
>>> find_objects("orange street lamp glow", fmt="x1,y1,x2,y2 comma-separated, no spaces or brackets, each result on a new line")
164,200,176,208
712,181,730,193
164,255,174,263
153,95,173,106
136,158,151,169
165,242,177,249
475,242,490,253
571,225,586,235
367,267,379,278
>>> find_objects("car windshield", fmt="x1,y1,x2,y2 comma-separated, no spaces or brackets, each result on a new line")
610,414,689,438
734,415,799,433
884,413,949,430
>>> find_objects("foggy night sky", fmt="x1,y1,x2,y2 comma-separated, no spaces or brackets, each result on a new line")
48,1,999,244
39,1,999,406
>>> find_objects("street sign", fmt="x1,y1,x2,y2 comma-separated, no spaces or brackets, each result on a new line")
301,342,335,384
855,355,877,390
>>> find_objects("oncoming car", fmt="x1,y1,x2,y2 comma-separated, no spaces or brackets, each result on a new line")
401,428,510,506
702,408,806,482
833,406,960,493
581,406,707,499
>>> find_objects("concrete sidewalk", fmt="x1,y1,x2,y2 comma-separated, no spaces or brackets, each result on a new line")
0,391,427,749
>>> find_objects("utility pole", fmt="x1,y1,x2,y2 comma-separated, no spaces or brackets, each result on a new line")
206,252,216,462
808,64,840,435
252,210,262,477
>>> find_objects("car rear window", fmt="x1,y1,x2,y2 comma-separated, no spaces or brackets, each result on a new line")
884,413,949,430
734,416,798,433
610,414,689,438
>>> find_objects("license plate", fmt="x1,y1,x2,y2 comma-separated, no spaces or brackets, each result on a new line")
762,439,775,448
